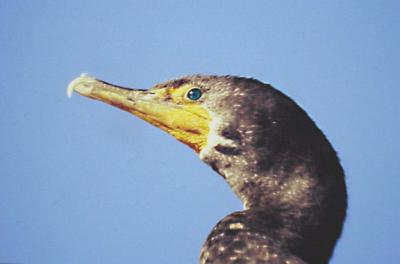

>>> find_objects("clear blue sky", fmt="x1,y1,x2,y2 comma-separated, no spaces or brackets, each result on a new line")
1,0,399,263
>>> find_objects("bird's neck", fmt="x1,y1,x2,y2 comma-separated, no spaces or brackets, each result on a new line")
202,144,318,212
201,143,346,264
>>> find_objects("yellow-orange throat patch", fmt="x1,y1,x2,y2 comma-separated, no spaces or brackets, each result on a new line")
133,85,211,153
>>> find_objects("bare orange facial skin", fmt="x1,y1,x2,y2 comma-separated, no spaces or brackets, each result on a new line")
68,76,211,153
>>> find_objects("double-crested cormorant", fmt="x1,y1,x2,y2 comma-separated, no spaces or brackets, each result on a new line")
68,74,347,264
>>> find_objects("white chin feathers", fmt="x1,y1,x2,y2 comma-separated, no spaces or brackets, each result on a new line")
199,113,238,160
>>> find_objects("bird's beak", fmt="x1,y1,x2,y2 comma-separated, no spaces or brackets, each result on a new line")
67,75,210,153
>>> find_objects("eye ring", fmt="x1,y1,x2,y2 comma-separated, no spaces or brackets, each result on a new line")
186,88,202,101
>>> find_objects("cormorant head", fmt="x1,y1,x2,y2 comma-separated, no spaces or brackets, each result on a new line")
68,74,344,210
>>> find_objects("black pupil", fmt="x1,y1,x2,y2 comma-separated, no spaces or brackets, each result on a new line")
187,88,202,100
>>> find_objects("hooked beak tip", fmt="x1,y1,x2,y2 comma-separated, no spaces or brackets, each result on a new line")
67,73,96,98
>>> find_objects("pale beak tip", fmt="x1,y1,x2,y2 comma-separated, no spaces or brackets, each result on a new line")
67,83,74,98
67,73,96,98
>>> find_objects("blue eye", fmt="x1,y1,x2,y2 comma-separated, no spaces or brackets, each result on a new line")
187,88,202,100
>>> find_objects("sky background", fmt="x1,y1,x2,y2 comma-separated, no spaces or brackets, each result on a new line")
1,0,399,263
